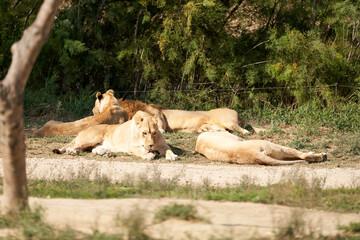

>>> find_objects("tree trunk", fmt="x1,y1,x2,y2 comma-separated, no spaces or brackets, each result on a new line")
0,0,62,214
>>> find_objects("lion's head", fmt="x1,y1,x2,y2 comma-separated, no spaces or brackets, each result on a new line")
92,89,120,114
132,111,161,154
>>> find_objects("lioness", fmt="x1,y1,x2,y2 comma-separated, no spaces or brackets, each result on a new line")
93,98,167,133
162,108,250,134
53,111,178,161
195,132,327,166
33,90,128,137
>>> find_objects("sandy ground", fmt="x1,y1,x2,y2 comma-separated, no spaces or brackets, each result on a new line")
17,157,360,189
21,197,360,239
1,157,360,239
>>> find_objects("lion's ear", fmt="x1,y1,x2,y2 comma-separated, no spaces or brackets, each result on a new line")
106,89,115,95
151,115,158,124
133,112,143,125
96,92,103,100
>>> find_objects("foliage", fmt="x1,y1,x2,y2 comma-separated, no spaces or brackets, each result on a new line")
154,203,200,222
118,209,153,240
1,0,360,113
274,211,309,240
340,222,360,234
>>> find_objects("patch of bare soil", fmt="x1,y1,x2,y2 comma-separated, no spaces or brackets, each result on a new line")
4,157,359,189
1,196,359,239
1,157,360,239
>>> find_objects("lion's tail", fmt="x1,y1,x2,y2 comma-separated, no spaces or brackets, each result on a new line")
52,149,61,154
33,117,97,137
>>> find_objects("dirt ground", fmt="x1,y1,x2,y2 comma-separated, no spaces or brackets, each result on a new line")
17,157,360,189
1,157,360,239
16,197,360,239
0,124,359,239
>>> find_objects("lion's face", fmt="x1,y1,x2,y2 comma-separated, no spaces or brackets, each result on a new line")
132,111,160,154
92,89,119,115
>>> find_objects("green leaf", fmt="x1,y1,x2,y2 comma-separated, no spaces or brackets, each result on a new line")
203,0,215,7
63,40,88,56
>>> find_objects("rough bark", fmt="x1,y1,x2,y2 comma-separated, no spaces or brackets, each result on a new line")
0,0,62,214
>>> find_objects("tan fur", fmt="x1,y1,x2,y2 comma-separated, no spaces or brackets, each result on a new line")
195,132,327,166
93,98,167,133
33,90,128,137
53,111,178,161
162,108,250,134
91,95,249,134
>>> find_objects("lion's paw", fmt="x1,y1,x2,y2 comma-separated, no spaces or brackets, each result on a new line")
304,152,327,162
242,129,251,135
321,153,327,162
92,147,113,157
143,152,156,161
66,148,78,156
166,150,178,161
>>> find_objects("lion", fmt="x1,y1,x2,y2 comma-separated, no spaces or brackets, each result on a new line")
195,132,327,166
53,111,178,161
161,108,251,135
33,90,128,137
93,98,168,133
91,97,251,135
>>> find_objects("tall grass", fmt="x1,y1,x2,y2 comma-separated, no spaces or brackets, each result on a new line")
24,86,95,123
117,208,153,240
238,101,360,132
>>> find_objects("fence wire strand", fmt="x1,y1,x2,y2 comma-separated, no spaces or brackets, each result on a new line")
116,83,360,94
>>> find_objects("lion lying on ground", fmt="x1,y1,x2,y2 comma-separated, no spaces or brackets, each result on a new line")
161,108,250,134
93,98,167,133
53,111,178,161
195,132,327,166
92,98,250,135
33,90,128,137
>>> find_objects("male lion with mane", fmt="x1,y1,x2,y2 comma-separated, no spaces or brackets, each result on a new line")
92,96,250,135
195,132,327,166
93,98,167,133
53,111,178,161
33,89,128,137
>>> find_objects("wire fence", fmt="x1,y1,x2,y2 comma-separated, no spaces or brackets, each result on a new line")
115,83,360,94
115,83,360,108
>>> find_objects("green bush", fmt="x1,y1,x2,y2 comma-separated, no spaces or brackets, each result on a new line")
1,0,359,112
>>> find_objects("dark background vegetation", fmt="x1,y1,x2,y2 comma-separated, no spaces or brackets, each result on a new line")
1,0,360,123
